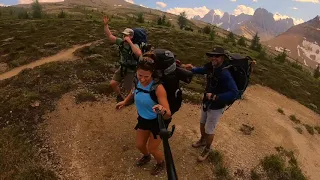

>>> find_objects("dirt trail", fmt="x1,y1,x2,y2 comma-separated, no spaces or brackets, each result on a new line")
41,85,320,180
0,42,93,81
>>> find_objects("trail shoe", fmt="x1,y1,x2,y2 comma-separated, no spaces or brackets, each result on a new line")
116,95,124,103
192,138,206,148
136,155,151,167
151,161,165,176
197,147,211,162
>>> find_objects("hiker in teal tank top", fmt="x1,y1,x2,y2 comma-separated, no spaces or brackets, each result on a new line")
134,80,158,120
116,54,171,176
103,16,142,103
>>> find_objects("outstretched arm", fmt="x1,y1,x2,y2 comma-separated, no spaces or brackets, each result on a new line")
103,17,117,43
116,88,134,109
181,64,206,75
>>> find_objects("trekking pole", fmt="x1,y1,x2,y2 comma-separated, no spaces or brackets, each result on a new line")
155,108,178,180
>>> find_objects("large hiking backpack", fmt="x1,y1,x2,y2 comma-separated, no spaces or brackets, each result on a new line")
119,28,150,55
135,49,193,115
132,28,148,52
223,53,254,109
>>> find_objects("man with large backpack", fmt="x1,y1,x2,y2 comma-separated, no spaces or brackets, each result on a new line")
103,17,143,102
182,47,241,162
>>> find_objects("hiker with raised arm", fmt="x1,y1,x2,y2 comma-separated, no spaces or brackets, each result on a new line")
116,53,171,175
182,47,239,162
103,16,142,102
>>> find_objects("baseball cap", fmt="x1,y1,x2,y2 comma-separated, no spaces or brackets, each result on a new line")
121,28,134,36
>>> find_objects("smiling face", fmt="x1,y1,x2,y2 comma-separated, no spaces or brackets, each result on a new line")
208,54,224,67
136,69,153,86
136,58,155,86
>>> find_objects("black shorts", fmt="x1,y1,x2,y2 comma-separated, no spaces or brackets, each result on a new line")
135,116,171,139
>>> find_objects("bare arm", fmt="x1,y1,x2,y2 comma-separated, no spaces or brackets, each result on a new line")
103,17,117,43
115,88,134,109
153,85,171,119
130,42,142,57
123,88,134,104
124,36,142,57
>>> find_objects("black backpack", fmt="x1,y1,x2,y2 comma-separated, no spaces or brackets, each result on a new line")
135,49,193,115
223,53,254,109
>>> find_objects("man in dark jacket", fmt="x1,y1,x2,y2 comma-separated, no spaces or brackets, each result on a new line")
182,47,239,162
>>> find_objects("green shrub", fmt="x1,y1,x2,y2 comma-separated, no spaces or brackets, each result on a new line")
75,91,97,103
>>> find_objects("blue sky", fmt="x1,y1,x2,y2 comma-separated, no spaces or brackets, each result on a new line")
1,0,319,24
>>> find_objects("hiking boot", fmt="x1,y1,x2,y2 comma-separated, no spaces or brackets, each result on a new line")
136,155,151,167
192,138,206,148
197,147,211,162
151,161,165,176
116,95,124,103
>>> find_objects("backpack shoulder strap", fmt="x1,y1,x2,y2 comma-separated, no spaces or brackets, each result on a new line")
134,78,159,104
119,41,125,49
118,41,125,57
222,64,232,70
134,76,149,93
150,80,160,103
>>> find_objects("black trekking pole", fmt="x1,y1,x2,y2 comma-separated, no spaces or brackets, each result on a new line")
155,108,178,180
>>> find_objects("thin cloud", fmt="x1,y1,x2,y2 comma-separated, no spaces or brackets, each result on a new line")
124,0,134,4
233,5,255,16
156,2,167,8
274,13,304,25
293,0,319,3
167,6,212,18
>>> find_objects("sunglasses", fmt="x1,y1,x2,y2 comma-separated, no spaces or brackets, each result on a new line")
209,54,222,58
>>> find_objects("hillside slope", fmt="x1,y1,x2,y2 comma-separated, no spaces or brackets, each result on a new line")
267,16,320,68
41,85,320,179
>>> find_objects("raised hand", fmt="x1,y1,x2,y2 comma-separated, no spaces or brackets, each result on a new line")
103,16,109,25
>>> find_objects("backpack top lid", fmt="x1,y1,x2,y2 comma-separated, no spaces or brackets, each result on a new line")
223,53,253,95
132,28,148,44
227,53,252,70
152,49,176,75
